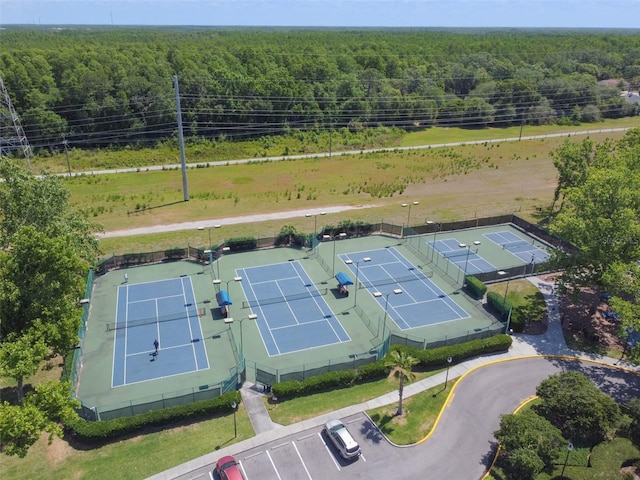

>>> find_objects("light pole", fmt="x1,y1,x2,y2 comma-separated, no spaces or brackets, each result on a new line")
497,270,512,333
345,257,371,308
401,201,419,233
213,276,242,317
197,226,213,250
238,313,258,353
459,243,471,286
213,276,243,292
561,442,574,477
426,220,440,263
216,246,231,280
323,232,346,276
230,401,237,438
305,211,326,253
373,289,402,339
444,356,453,389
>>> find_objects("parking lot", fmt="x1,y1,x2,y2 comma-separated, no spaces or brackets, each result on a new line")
198,414,390,480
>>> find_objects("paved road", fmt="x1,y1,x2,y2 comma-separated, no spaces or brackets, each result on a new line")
167,358,640,480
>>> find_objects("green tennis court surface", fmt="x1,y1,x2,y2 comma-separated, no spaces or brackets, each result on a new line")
77,222,550,418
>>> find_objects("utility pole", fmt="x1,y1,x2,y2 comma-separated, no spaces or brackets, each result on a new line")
173,75,189,201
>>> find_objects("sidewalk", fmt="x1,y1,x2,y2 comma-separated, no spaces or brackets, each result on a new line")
147,276,638,480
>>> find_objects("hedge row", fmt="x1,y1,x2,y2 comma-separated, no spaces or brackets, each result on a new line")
487,291,513,319
465,275,487,300
66,391,241,443
272,335,512,400
391,334,512,368
486,291,524,332
226,236,257,251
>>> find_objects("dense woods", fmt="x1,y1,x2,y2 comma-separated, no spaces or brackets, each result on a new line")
1,27,639,155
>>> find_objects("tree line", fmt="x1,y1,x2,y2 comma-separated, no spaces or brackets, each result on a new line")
1,27,639,155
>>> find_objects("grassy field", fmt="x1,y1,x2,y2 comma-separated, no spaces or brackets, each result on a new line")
83,123,636,255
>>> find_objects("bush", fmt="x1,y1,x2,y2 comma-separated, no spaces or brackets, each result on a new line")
487,291,513,320
464,275,487,299
271,335,512,400
390,334,512,368
164,248,186,259
66,391,241,443
225,237,257,251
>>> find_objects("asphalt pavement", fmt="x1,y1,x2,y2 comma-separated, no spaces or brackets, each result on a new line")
146,276,640,480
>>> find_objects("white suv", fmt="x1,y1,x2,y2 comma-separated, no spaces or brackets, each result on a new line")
324,419,361,460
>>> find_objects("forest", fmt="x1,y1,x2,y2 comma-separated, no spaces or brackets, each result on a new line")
1,27,639,155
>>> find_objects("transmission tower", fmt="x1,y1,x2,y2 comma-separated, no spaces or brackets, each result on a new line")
0,75,32,165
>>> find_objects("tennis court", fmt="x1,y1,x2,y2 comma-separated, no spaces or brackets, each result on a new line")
340,247,469,330
237,261,351,356
431,238,496,274
483,231,550,263
111,277,209,387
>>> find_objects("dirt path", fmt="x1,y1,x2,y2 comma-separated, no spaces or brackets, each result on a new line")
100,204,380,238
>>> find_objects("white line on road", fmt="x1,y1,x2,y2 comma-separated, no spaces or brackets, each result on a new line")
292,441,313,479
346,416,364,425
297,433,315,441
265,450,283,480
244,450,265,460
271,441,290,450
317,431,341,471
240,461,250,480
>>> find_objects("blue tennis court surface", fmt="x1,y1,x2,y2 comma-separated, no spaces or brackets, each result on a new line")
340,248,469,330
431,238,496,274
483,231,550,263
111,277,209,387
238,261,350,356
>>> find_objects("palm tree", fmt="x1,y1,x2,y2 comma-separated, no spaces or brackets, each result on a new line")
385,350,419,416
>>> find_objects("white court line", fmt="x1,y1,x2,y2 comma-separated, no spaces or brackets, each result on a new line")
127,293,184,304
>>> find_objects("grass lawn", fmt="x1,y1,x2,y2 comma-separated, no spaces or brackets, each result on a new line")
264,370,436,426
487,279,547,331
367,382,453,445
0,407,254,480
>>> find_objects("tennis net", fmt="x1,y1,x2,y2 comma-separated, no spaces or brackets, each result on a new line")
242,288,328,308
106,310,198,331
358,272,432,289
442,249,469,259
502,240,532,250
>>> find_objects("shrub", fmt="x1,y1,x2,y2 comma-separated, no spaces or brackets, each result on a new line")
271,335,511,400
225,237,257,251
487,291,513,320
465,275,487,299
66,391,241,443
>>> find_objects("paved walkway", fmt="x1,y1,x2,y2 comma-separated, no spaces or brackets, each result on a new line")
147,276,638,480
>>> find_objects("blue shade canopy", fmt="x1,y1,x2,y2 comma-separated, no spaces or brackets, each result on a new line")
216,290,232,307
335,272,353,287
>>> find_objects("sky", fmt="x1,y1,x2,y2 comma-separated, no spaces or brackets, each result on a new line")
0,0,639,28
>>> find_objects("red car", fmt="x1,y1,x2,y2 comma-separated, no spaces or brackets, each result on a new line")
215,455,244,480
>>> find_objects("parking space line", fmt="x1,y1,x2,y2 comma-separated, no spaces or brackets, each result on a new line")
317,432,341,471
297,433,315,441
265,450,283,479
208,472,213,480
271,442,289,450
292,441,313,479
360,453,367,462
244,451,264,460
239,462,250,480
346,416,364,425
